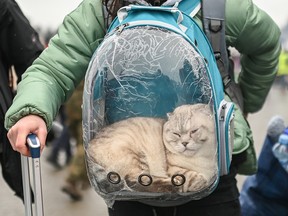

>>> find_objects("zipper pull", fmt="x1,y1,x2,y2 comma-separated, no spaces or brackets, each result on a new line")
220,103,226,121
115,23,129,35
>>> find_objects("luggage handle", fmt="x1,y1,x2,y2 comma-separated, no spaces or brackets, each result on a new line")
26,134,41,159
21,134,44,216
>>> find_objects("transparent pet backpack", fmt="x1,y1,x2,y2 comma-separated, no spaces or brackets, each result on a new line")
82,0,234,207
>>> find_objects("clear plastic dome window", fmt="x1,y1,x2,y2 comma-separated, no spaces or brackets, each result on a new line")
83,26,218,205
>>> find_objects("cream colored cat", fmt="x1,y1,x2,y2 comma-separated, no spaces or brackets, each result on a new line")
163,104,217,192
87,103,217,193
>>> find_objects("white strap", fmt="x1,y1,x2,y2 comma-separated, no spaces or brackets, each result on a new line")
189,2,201,18
117,5,183,24
162,0,183,6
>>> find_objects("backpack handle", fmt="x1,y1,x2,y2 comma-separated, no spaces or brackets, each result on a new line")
117,5,183,24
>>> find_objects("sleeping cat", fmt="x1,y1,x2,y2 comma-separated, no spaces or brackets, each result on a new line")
163,104,217,192
87,103,217,193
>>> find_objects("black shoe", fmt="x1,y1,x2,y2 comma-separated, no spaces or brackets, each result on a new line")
61,183,82,201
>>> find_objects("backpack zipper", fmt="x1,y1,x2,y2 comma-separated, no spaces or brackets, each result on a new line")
115,23,129,35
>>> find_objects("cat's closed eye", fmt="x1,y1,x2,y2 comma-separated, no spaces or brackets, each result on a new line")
173,132,181,137
190,128,199,136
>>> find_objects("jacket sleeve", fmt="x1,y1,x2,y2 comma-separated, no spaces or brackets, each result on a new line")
5,0,106,130
225,0,281,113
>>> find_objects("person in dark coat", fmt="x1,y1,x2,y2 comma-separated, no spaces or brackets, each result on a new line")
240,116,288,216
0,0,44,201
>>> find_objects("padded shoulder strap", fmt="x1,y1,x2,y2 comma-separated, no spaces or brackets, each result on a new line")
201,0,229,79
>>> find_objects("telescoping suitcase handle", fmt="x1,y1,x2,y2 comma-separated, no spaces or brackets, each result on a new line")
21,134,44,216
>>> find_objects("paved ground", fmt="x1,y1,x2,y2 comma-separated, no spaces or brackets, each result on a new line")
1,85,288,216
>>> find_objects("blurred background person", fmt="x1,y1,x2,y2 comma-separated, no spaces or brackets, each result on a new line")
47,105,73,169
61,81,90,201
273,50,288,93
0,0,44,201
240,116,288,216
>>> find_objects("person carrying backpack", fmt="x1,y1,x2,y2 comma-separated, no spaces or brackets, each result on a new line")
4,0,281,215
0,0,44,201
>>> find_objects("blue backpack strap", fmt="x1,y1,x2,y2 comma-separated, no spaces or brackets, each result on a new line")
178,0,228,80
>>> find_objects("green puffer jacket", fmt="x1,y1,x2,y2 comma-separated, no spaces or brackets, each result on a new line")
5,0,281,175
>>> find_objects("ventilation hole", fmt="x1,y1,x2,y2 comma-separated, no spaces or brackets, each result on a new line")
107,172,121,184
204,58,208,65
138,174,153,186
171,174,186,186
194,39,198,47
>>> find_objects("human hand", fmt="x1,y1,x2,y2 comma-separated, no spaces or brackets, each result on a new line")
7,115,47,156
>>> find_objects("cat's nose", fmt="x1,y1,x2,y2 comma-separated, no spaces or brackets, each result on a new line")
182,142,188,146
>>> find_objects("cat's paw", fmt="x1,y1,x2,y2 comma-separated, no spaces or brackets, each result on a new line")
188,174,208,192
152,179,175,193
125,175,175,193
178,173,208,193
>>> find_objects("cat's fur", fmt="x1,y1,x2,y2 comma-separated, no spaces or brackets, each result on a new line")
163,104,217,192
87,103,217,193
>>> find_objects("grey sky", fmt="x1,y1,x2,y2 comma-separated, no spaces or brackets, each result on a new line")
17,0,83,30
17,0,288,30
253,0,288,28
